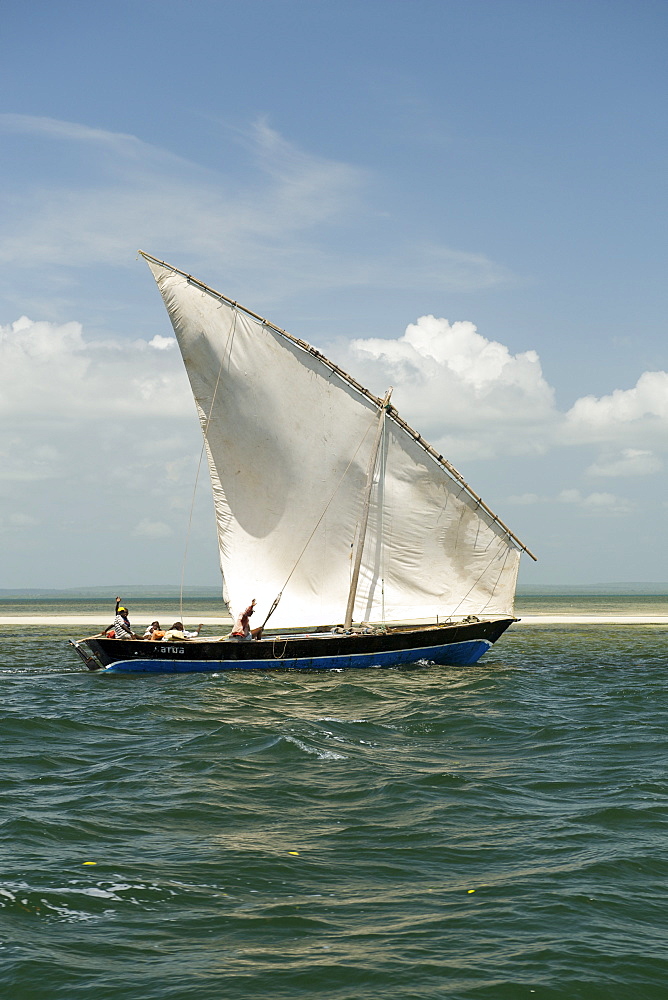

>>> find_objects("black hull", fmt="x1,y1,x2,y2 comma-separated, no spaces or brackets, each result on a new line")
71,618,516,673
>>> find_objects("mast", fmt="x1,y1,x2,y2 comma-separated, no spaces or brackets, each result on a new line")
344,388,393,629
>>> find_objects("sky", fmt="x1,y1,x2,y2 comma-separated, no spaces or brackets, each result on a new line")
1,0,667,591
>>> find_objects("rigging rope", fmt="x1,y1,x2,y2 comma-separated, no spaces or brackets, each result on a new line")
451,539,515,618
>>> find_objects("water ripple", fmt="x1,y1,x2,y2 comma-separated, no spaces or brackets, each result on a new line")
1,624,667,996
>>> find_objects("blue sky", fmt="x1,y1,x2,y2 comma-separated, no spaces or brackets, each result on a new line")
1,0,667,589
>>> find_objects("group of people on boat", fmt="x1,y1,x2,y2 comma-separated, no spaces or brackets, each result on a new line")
106,599,202,641
105,597,260,642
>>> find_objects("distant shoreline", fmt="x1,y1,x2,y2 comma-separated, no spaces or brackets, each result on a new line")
2,583,667,600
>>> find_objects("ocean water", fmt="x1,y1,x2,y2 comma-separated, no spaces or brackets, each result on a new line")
1,601,667,998
0,596,230,624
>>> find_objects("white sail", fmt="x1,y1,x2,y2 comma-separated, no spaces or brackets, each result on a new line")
144,255,531,628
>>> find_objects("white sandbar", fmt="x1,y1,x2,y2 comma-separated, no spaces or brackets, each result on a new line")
1,615,668,626
515,615,668,625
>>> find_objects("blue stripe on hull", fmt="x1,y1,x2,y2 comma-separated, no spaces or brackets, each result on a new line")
100,638,493,674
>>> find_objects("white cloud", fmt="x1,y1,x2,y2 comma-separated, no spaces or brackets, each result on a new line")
0,114,154,154
557,489,633,514
3,309,667,503
2,114,665,480
0,114,514,297
333,315,668,474
347,314,556,459
0,115,364,274
1,110,665,582
149,335,176,351
0,315,205,569
587,448,662,478
564,371,668,445
0,316,191,421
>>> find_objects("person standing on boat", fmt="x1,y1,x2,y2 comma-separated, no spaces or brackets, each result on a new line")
228,599,256,641
113,598,137,639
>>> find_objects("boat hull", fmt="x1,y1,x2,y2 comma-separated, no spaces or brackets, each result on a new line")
72,618,515,674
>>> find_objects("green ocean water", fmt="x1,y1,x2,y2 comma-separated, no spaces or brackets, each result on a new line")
1,597,667,998
0,596,231,624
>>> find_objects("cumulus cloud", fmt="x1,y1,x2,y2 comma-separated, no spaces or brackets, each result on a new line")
348,314,556,458
0,310,217,586
0,316,205,544
5,309,668,499
335,315,668,476
563,371,668,445
0,316,191,422
149,335,176,351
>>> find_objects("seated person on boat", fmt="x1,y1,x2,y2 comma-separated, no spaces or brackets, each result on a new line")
161,622,203,640
143,620,165,640
162,622,187,641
